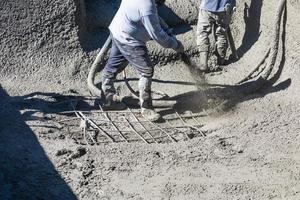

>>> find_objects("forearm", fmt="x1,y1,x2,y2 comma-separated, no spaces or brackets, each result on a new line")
142,14,178,49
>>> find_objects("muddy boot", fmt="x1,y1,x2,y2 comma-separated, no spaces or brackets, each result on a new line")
215,41,228,66
102,93,127,111
198,51,209,72
216,49,226,65
101,77,126,110
141,108,160,122
139,77,161,122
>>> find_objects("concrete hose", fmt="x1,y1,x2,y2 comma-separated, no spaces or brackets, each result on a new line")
122,70,170,100
87,35,112,97
237,48,270,84
234,0,286,96
237,0,286,85
122,70,139,98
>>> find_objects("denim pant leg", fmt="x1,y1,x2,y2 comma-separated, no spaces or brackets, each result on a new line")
115,41,154,78
214,12,229,57
114,40,154,108
101,40,128,98
196,9,213,52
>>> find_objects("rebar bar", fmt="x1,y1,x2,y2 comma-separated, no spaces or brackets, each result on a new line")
59,110,140,115
70,103,98,145
175,111,204,138
191,117,206,137
145,118,176,143
123,117,149,144
128,108,158,144
83,125,91,146
68,125,200,136
165,119,188,140
99,105,129,142
163,112,207,121
76,111,115,142
58,117,151,124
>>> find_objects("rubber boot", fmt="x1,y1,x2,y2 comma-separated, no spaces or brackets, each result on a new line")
216,46,226,65
198,51,209,72
139,77,161,122
101,77,126,110
215,37,228,66
102,93,127,111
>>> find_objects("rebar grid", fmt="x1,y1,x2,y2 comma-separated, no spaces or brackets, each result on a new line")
56,100,206,145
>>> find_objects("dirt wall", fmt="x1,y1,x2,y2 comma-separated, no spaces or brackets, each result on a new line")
0,0,86,82
0,0,258,84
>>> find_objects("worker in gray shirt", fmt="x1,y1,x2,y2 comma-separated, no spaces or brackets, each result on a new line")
196,0,236,71
101,0,184,122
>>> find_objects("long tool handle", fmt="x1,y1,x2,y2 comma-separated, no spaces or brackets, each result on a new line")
225,3,238,60
227,26,238,60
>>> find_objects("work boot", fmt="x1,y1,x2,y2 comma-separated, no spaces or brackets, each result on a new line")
215,43,227,66
141,107,161,122
198,51,209,72
102,93,127,111
101,76,126,110
216,50,226,65
139,76,161,122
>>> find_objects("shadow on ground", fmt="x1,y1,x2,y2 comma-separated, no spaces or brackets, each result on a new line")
0,85,77,200
160,78,291,116
236,0,263,59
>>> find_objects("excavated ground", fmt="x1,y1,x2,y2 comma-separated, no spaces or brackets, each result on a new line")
1,0,300,199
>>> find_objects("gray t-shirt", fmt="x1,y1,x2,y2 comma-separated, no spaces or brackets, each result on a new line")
109,0,178,49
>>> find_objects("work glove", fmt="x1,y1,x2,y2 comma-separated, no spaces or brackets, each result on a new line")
174,40,184,53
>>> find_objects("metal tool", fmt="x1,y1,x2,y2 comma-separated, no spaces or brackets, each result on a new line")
225,3,238,60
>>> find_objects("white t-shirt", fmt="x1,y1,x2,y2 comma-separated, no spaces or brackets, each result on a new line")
109,0,178,49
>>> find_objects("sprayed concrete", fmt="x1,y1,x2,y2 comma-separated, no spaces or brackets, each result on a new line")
0,0,81,77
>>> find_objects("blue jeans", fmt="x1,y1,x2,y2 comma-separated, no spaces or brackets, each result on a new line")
101,37,154,108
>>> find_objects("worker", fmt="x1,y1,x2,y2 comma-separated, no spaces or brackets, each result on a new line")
101,0,184,122
196,0,236,71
